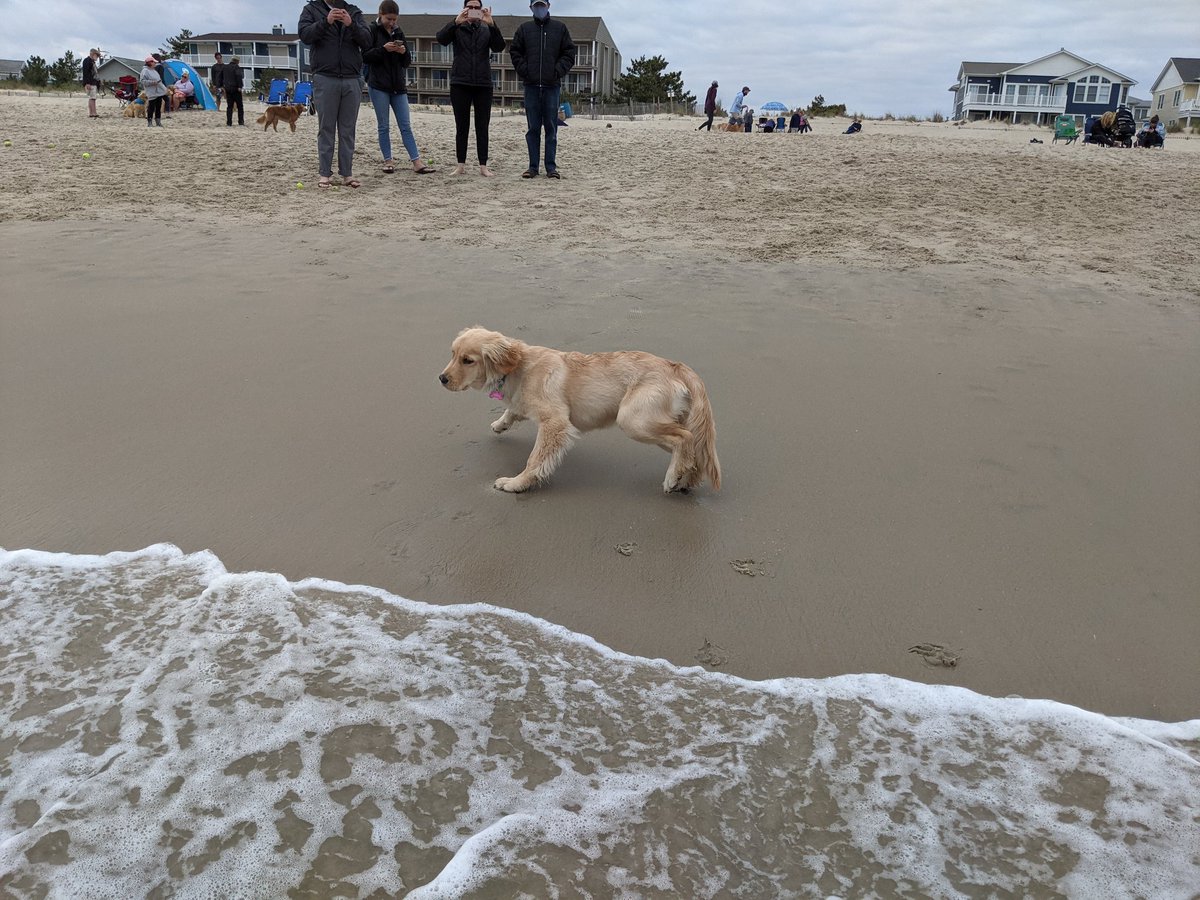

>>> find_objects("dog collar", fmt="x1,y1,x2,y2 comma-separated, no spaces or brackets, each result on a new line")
488,376,506,400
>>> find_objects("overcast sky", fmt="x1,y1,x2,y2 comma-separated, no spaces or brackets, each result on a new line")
1,0,1192,114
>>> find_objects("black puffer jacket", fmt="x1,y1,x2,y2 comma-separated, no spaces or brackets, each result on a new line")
363,23,412,94
220,63,244,92
435,19,505,87
508,17,576,87
298,0,372,79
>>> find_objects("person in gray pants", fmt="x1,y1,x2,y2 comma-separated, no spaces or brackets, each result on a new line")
299,0,372,188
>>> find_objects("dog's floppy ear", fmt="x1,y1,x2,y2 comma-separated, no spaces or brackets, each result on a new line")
480,333,522,375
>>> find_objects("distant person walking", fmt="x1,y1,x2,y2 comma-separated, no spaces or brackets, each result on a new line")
139,55,168,127
221,56,245,126
366,0,436,175
742,106,753,133
299,0,373,189
209,52,225,111
728,85,749,126
509,0,576,178
437,0,506,176
83,48,101,118
697,80,718,131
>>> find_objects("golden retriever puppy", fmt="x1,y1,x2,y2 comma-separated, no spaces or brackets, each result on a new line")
255,103,307,132
440,327,721,494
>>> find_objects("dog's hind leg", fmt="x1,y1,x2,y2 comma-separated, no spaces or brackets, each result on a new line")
494,418,578,493
617,381,695,493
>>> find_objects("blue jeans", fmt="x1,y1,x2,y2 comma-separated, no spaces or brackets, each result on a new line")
368,86,419,163
523,84,560,172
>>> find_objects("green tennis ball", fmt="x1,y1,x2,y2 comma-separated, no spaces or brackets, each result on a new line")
3,140,11,147
296,181,304,188
82,152,92,159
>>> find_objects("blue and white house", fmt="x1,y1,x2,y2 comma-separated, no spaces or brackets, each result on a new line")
949,49,1136,126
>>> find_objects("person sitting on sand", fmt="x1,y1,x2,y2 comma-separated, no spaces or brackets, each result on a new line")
1136,115,1165,148
844,118,862,134
759,116,775,133
1086,112,1115,147
171,71,194,110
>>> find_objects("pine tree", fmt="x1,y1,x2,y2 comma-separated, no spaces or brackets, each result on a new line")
612,55,696,107
49,51,82,87
21,55,50,87
159,28,195,60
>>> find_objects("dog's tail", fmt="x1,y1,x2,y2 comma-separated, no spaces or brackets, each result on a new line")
681,366,721,490
255,112,267,124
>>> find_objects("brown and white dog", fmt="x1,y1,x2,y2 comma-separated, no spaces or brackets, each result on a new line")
255,103,307,132
440,327,721,493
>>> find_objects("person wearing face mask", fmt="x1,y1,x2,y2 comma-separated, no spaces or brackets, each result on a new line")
299,0,373,189
508,0,576,178
437,1,505,176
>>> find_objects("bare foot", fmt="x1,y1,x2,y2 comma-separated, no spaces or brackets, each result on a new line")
479,165,494,177
451,164,467,176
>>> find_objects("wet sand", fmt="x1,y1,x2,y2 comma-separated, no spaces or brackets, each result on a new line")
1,94,1198,720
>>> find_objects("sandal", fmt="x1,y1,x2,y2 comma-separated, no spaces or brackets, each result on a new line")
382,162,395,174
343,178,361,189
413,166,436,174
317,177,332,189
521,169,537,178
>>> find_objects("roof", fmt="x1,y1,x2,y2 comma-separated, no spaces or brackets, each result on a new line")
1170,57,1200,83
95,56,143,74
960,61,1021,77
191,33,299,42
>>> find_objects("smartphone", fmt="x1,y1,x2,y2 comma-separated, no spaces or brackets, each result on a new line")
467,8,483,19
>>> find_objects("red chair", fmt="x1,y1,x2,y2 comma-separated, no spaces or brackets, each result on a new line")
112,75,138,108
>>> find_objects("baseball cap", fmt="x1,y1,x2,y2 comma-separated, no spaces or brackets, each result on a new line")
531,0,549,6
145,55,157,65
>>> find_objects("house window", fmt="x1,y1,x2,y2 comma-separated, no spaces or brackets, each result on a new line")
432,69,448,87
1074,75,1110,105
1173,89,1182,106
231,43,252,58
1157,94,1164,109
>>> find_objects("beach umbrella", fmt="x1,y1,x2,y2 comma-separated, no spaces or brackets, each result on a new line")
761,101,788,111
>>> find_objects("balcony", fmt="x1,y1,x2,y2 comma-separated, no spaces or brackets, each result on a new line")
962,93,1064,111
1180,99,1199,113
180,53,298,72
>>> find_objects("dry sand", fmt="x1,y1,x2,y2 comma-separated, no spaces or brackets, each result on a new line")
2,93,1198,720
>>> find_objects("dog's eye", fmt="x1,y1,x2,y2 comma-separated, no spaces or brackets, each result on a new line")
462,358,474,365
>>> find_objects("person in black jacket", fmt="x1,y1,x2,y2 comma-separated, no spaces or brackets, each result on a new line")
298,0,372,189
508,0,576,178
83,49,101,118
437,1,505,177
365,0,435,175
209,52,225,111
221,57,245,126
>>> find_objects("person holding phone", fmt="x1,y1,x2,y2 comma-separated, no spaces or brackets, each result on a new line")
299,0,373,189
437,1,505,176
364,0,435,175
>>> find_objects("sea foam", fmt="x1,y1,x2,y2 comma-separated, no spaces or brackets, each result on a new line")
1,544,1197,898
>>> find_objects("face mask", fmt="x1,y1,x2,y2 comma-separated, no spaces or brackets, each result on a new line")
532,6,549,20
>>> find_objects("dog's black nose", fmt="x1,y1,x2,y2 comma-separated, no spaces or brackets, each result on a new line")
439,374,449,385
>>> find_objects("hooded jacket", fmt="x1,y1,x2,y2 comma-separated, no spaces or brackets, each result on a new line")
704,84,718,114
298,0,372,79
139,65,168,99
363,22,412,94
508,15,576,88
436,18,506,87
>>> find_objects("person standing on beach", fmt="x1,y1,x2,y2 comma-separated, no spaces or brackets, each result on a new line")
83,49,101,118
221,57,245,126
728,85,749,126
139,55,168,127
509,0,576,179
697,80,718,131
366,0,436,176
209,52,225,111
742,105,753,133
437,0,506,177
299,0,373,190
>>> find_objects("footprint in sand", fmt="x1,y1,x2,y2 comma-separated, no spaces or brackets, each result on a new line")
730,558,767,577
694,638,728,668
614,541,637,557
908,643,961,668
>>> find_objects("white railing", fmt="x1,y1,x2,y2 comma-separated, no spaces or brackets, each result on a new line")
180,54,298,72
963,94,1065,110
1180,99,1199,113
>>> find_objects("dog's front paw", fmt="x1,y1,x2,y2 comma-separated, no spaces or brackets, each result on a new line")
490,417,510,434
493,476,530,493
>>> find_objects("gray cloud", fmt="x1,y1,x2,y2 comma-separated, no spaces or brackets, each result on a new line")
0,0,1189,114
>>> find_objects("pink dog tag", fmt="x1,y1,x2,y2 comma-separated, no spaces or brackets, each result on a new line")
489,390,504,400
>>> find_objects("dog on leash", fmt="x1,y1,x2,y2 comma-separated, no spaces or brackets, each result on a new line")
440,327,721,494
256,104,307,132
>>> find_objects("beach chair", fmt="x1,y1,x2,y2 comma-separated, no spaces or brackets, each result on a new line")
775,115,786,132
1052,114,1078,145
292,81,314,115
266,79,290,105
112,75,138,109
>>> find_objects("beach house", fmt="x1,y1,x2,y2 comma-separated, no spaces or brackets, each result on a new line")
181,26,302,90
948,49,1136,126
1147,57,1200,129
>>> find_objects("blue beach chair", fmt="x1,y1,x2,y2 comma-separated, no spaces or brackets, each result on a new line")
266,79,289,105
292,81,313,114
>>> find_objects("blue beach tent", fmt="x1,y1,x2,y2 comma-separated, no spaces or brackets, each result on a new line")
162,58,216,110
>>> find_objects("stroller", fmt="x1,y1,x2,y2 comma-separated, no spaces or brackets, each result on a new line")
112,75,139,108
1112,105,1137,148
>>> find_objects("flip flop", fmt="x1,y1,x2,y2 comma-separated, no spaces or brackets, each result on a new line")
317,178,332,189
521,169,537,178
382,163,395,174
344,178,361,189
546,170,561,179
413,166,437,174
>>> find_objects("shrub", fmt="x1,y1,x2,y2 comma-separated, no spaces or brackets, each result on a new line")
930,111,945,123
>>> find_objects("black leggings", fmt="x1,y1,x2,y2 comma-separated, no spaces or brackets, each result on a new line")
699,111,714,130
450,84,493,164
147,96,163,122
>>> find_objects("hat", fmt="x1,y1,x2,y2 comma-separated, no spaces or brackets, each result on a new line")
742,86,750,92
712,80,718,86
531,0,549,6
144,55,157,65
